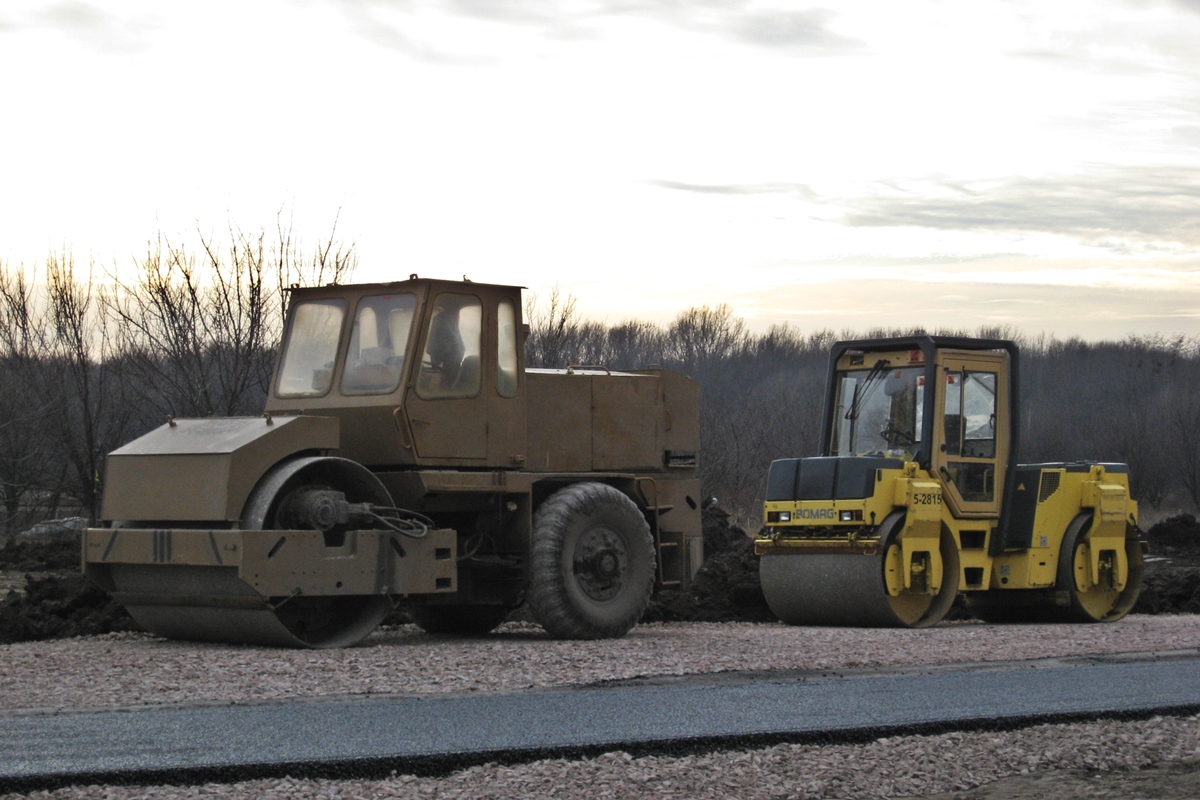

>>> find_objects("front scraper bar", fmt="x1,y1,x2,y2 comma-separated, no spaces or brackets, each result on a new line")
83,526,458,602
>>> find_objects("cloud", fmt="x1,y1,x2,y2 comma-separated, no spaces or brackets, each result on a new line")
631,2,864,53
732,276,1200,339
726,8,861,51
1174,125,1200,147
326,0,500,62
649,179,819,200
6,1,159,53
444,0,571,25
842,167,1200,249
329,0,863,56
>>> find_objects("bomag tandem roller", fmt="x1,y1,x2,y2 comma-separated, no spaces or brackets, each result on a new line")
756,336,1144,628
83,277,702,647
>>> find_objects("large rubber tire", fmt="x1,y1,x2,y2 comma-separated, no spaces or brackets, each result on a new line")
410,605,511,636
527,482,656,639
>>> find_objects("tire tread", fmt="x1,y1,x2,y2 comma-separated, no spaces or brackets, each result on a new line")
527,482,655,639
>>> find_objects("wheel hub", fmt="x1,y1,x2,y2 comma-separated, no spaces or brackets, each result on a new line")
572,525,629,602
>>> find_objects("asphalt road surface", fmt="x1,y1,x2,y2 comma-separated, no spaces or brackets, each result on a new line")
3,652,1199,792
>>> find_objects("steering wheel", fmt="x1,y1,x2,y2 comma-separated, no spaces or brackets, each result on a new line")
880,425,915,447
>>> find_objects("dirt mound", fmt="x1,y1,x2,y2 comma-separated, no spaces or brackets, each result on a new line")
0,537,80,571
0,536,139,644
1134,514,1200,615
1142,514,1200,556
0,573,137,644
1136,564,1200,615
643,506,774,623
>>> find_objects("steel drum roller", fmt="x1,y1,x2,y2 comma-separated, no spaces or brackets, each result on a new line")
759,514,960,628
106,457,397,649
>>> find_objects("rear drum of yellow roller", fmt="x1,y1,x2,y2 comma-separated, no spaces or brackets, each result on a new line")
966,513,1145,624
760,513,960,628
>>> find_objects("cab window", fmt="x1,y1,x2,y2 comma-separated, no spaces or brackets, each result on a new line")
497,298,518,397
276,299,345,397
416,293,482,399
830,364,923,458
943,370,998,502
341,293,416,396
943,371,997,458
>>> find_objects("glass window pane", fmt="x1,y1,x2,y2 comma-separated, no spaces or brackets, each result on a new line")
276,299,345,397
962,371,997,458
830,365,923,457
948,461,995,502
417,293,482,399
341,293,416,396
497,299,518,397
943,371,962,456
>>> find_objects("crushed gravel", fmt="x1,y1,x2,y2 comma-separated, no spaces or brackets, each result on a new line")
3,616,1200,799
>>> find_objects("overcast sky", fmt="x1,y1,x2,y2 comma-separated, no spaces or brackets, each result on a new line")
2,0,1199,339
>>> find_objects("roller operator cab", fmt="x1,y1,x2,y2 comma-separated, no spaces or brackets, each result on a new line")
756,336,1145,628
84,277,703,648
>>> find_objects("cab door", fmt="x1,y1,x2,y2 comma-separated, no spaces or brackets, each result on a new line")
485,293,528,466
932,350,1010,518
404,289,488,461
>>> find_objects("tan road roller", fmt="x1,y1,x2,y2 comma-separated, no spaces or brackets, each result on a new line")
756,336,1145,627
82,277,702,647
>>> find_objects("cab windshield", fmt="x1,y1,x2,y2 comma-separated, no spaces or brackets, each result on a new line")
341,293,417,395
830,363,924,458
276,299,346,397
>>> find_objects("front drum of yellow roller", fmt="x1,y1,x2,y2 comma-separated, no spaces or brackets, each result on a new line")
759,512,960,628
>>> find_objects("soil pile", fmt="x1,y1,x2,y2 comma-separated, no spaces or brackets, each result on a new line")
0,538,137,644
643,505,773,623
1136,513,1200,615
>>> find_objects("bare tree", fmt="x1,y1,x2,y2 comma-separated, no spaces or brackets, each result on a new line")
524,286,582,368
665,304,747,378
1165,351,1200,510
43,252,130,522
272,213,357,327
604,320,666,371
107,222,358,423
0,262,58,536
109,231,274,419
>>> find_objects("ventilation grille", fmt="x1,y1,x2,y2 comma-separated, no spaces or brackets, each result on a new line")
1038,471,1061,503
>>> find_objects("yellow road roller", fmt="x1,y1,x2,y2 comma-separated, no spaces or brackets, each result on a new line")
756,336,1144,627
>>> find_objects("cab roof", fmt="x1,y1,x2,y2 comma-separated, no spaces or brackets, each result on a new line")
285,276,526,296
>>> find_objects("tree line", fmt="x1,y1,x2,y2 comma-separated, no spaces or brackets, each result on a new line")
1,236,1198,539
525,293,1200,524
